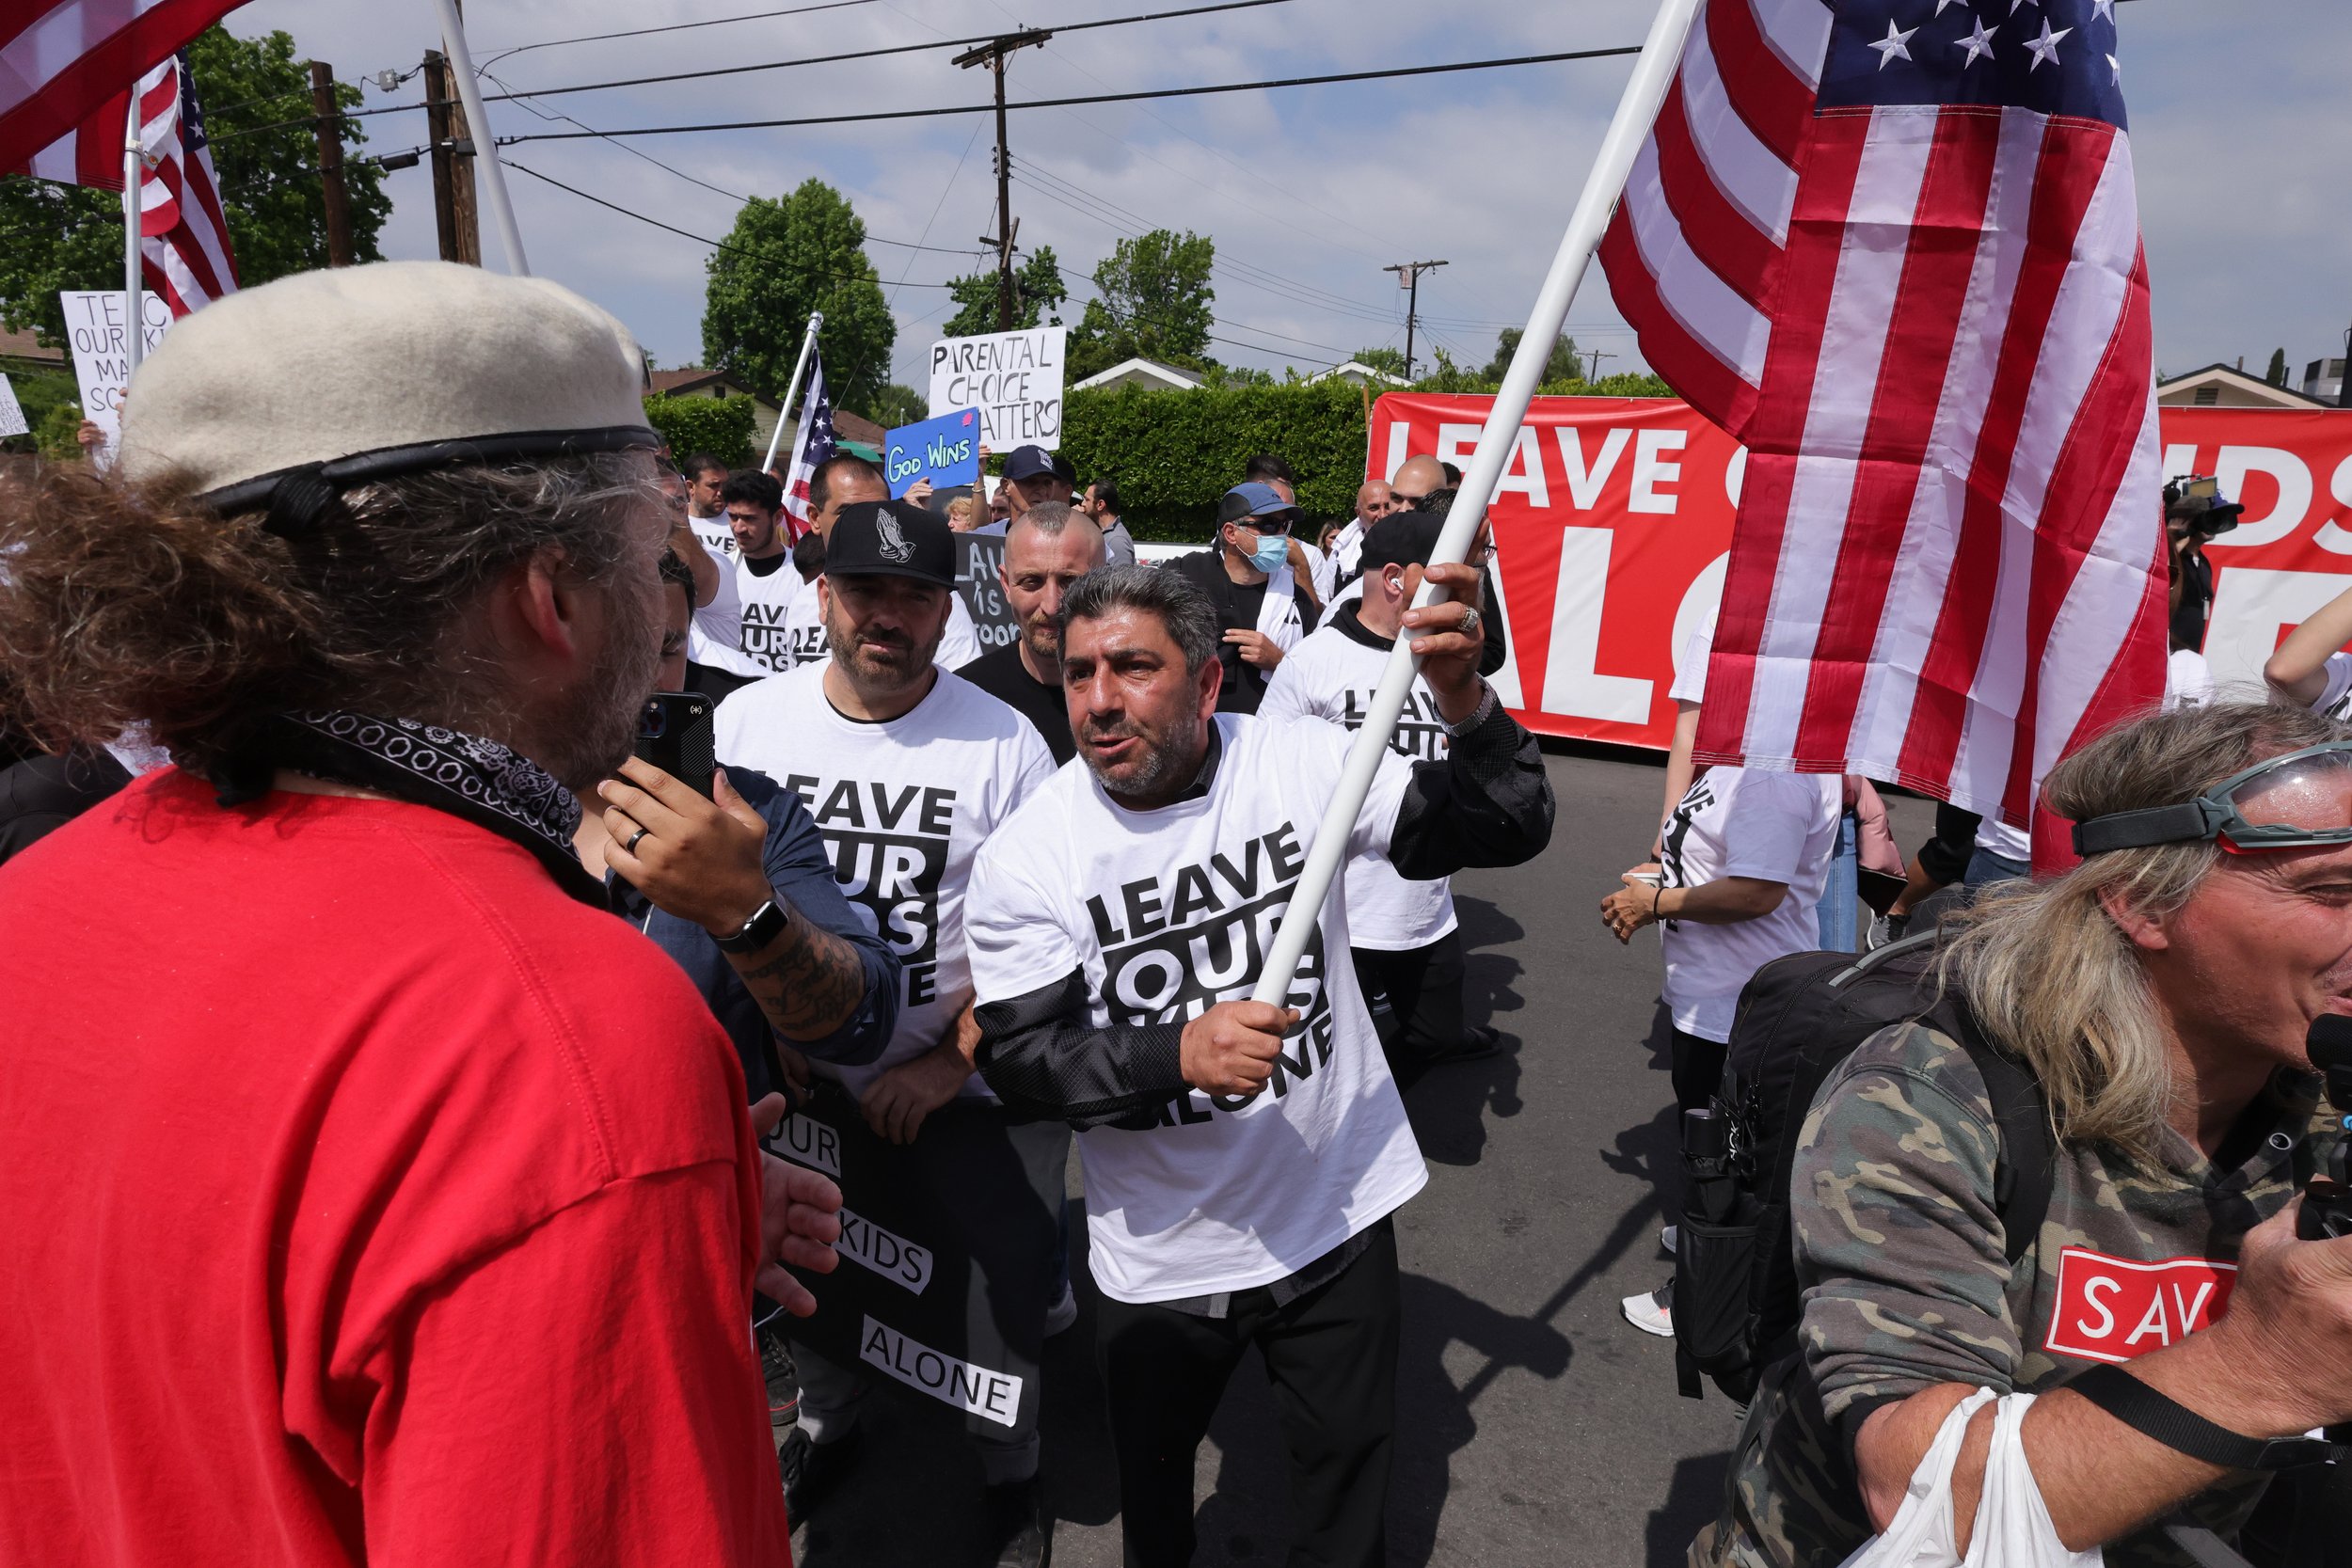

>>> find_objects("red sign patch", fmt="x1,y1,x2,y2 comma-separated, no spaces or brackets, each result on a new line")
2042,1248,2237,1364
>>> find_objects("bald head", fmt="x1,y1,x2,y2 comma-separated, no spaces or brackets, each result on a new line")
1391,455,1447,510
1353,480,1395,526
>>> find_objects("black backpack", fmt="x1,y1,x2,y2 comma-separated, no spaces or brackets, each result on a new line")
1671,933,2056,1402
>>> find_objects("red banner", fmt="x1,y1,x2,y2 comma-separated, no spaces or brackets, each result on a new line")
1373,395,2352,751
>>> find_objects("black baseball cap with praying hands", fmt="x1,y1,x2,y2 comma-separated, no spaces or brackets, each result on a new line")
826,499,957,588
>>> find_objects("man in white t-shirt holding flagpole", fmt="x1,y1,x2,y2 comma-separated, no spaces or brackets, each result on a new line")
1259,509,1502,1073
715,499,1059,1565
964,562,1552,1568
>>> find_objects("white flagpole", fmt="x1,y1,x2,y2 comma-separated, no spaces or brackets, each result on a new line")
122,89,145,378
427,0,531,276
761,312,826,472
1248,0,1705,1010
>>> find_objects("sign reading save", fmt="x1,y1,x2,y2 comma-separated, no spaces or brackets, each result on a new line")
882,406,981,498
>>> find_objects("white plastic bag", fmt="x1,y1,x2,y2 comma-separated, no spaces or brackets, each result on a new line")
1837,1389,2103,1568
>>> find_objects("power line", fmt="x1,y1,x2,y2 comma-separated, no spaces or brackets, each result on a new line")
480,0,1294,109
493,44,1645,145
503,159,961,288
475,0,883,71
480,68,983,254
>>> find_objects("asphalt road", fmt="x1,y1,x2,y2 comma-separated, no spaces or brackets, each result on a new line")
788,744,1932,1568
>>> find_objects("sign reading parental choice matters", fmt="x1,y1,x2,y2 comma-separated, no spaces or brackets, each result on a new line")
928,325,1066,451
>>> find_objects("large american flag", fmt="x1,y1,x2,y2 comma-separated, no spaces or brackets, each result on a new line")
11,50,239,316
0,0,241,171
778,346,836,542
1599,0,2165,832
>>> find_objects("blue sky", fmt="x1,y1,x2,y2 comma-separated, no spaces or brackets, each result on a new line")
225,0,2351,398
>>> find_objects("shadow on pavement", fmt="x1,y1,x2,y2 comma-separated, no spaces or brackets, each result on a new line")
1648,1449,1732,1566
1397,895,1527,1167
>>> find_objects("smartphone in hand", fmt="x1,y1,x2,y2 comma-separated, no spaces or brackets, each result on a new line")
632,692,715,798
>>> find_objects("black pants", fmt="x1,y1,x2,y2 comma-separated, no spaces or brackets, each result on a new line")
1671,1026,1729,1117
1352,930,1465,1069
1095,1222,1400,1568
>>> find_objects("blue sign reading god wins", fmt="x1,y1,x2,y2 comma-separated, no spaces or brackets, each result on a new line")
884,407,981,499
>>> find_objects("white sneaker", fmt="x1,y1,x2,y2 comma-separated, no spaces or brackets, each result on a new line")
1660,1224,1678,1257
1621,1286,1674,1338
1042,1281,1077,1337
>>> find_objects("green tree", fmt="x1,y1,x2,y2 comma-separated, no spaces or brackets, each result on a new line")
0,24,390,346
641,392,755,468
702,180,895,415
1065,230,1216,381
858,382,927,429
1483,327,1581,383
1352,345,1407,377
940,245,1069,338
2266,347,2290,387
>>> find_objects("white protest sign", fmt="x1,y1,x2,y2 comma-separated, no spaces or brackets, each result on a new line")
60,290,172,467
928,325,1067,451
0,373,26,439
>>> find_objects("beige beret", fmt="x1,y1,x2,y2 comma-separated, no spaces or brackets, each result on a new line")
119,261,655,499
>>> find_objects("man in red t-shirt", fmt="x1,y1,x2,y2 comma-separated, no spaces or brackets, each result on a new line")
0,262,842,1566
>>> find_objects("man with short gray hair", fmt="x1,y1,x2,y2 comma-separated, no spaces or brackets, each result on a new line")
964,561,1552,1568
958,500,1104,765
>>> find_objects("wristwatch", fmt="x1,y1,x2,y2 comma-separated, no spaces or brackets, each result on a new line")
1441,682,1499,738
713,898,789,955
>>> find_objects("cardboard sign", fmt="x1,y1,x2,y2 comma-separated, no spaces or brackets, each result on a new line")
0,372,26,439
59,290,172,467
883,407,981,498
956,531,1020,655
929,326,1067,451
1372,394,2352,752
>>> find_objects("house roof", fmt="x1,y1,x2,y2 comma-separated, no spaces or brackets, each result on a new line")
0,326,65,366
2155,363,2333,411
833,407,884,446
647,366,770,401
1305,360,1407,388
1073,356,1202,392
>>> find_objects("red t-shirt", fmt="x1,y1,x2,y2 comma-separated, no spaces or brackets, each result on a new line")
0,771,792,1566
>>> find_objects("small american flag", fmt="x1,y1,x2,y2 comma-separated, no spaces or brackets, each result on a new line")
779,346,836,542
11,50,239,317
1600,0,2164,833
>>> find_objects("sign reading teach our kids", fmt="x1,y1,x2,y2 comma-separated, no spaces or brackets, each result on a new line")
929,325,1066,451
59,290,173,468
883,407,981,498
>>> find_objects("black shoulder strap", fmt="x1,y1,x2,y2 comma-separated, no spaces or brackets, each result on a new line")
1934,997,2056,1267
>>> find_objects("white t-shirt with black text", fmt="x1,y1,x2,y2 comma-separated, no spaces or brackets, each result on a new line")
1658,766,1841,1044
774,575,985,671
728,553,807,674
715,665,1055,1096
965,713,1430,1304
1258,613,1457,951
683,515,768,679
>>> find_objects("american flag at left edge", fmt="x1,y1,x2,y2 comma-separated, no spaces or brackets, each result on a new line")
10,49,240,317
779,346,836,542
0,0,245,172
1598,0,2166,854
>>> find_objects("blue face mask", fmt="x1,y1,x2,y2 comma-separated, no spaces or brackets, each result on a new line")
1247,530,1289,574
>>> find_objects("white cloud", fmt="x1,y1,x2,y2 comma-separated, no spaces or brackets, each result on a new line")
220,0,2351,398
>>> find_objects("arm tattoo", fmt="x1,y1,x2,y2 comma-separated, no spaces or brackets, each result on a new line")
727,902,870,1040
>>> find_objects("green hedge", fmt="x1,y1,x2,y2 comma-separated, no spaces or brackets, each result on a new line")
1058,380,1368,542
643,392,755,468
1057,373,1675,543
1,368,81,458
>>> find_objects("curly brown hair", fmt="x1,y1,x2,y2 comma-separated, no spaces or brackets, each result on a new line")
0,451,660,785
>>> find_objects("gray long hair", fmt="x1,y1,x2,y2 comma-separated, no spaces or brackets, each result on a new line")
1937,700,2348,1162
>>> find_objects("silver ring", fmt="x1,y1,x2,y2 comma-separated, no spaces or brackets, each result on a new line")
1457,607,1483,638
626,826,649,854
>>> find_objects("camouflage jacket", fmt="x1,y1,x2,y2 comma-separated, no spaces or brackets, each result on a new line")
1692,1020,2333,1568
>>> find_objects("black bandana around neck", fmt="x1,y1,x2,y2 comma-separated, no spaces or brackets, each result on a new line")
235,710,604,907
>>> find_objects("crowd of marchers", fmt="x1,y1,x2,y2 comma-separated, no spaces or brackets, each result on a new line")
5,260,2352,1568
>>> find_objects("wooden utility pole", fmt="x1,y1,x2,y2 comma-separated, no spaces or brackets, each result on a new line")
421,48,480,264
1384,259,1448,381
308,61,355,266
953,29,1051,332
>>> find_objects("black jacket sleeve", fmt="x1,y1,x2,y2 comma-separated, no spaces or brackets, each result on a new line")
974,968,1187,1131
1478,571,1507,678
1388,689,1555,880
